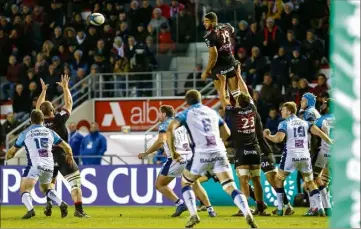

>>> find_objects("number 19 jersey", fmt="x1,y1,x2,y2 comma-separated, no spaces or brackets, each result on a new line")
278,115,312,153
176,104,226,154
14,124,63,168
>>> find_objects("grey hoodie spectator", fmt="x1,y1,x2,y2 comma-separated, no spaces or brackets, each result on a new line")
149,8,169,32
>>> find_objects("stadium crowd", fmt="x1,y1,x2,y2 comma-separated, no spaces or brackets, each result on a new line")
0,0,330,159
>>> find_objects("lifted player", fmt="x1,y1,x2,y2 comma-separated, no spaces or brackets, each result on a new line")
5,110,71,219
167,90,257,228
264,102,333,216
202,12,240,100
36,75,88,217
138,105,215,218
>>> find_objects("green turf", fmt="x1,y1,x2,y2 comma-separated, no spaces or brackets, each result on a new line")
1,206,328,228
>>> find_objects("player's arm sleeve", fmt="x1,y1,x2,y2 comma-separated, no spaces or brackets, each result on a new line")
158,122,167,133
304,111,316,122
307,121,314,133
14,132,26,148
52,130,63,145
175,110,188,125
277,121,287,134
55,109,70,124
314,118,323,129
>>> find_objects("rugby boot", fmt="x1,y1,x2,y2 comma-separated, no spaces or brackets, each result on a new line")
255,202,270,216
172,203,187,217
74,210,90,218
246,214,258,228
207,208,217,217
185,215,200,228
22,209,36,219
232,208,255,217
318,208,326,217
44,201,52,216
254,202,268,215
60,202,68,218
303,208,319,216
275,209,283,216
285,205,295,216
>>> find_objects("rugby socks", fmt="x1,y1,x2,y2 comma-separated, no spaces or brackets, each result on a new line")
46,197,52,204
175,198,184,207
256,201,264,213
275,188,284,210
306,189,314,208
46,189,63,206
249,186,256,201
231,190,251,217
310,189,323,209
282,190,291,207
182,186,197,216
318,186,331,209
75,202,83,211
21,192,33,211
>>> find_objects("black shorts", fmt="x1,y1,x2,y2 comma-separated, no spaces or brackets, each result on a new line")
205,171,219,183
52,147,79,178
234,145,261,167
261,154,276,173
211,60,239,81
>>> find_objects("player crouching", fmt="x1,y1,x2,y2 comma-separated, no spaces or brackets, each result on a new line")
5,110,72,219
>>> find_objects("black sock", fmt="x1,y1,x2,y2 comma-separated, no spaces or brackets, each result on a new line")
47,197,52,204
283,190,289,205
75,202,83,211
256,201,264,212
249,186,256,201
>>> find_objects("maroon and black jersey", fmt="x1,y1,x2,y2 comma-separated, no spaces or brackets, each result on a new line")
44,108,70,143
204,23,236,66
225,102,259,149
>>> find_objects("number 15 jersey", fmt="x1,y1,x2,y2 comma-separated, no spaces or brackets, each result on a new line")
176,103,226,154
14,125,63,168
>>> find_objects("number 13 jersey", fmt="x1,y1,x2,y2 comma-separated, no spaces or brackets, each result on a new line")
14,125,63,168
175,103,226,154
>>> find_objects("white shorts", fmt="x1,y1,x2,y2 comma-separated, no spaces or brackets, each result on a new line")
160,154,192,177
22,165,54,184
187,151,231,176
279,151,312,174
314,148,330,169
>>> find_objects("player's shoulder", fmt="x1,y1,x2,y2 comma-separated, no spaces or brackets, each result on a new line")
56,108,70,117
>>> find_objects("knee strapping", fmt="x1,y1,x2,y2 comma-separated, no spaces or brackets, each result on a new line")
65,171,81,191
237,168,249,177
221,179,236,191
303,174,314,182
249,169,261,177
182,175,194,185
321,173,331,186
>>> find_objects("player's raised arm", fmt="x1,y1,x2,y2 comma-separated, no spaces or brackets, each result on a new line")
166,119,181,161
236,64,250,97
57,74,73,114
263,129,286,143
36,78,48,109
310,125,333,145
217,74,231,109
201,46,218,80
219,122,231,142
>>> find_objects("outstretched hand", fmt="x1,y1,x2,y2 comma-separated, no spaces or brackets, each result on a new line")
40,78,48,91
56,74,70,89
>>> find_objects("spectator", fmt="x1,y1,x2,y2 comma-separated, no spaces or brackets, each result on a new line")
103,2,116,20
259,73,282,114
34,52,49,78
8,29,22,58
245,22,261,53
138,0,154,25
290,15,306,41
57,44,70,63
117,12,129,27
235,48,248,79
128,0,141,33
266,107,281,135
44,64,61,100
12,15,22,36
44,1,64,40
1,113,19,140
170,0,185,19
302,29,325,73
235,21,249,51
298,78,313,97
253,90,268,124
155,0,171,19
158,23,174,53
172,7,194,43
125,36,137,61
84,26,99,59
289,49,311,81
278,2,294,32
80,122,107,165
244,46,268,87
283,30,301,58
261,17,284,58
22,68,40,94
69,13,84,32
116,22,130,44
51,56,63,75
2,55,20,101
286,77,301,105
145,35,156,53
134,23,149,43
68,121,84,165
111,36,125,58
28,81,40,102
114,57,130,73
254,0,268,24
0,29,11,76
64,27,77,47
21,14,35,55
19,55,32,82
149,8,169,33
32,5,45,24
313,73,329,107
70,50,88,77
75,30,87,50
270,47,290,90
266,0,284,20
42,40,56,63
12,83,31,122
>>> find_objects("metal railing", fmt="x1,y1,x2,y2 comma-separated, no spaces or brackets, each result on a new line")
143,80,219,156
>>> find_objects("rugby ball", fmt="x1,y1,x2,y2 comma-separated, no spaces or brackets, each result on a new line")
89,13,105,26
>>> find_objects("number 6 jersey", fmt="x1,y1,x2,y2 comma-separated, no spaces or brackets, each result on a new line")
14,125,63,168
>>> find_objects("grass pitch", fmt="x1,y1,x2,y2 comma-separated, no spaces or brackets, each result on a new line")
1,206,328,228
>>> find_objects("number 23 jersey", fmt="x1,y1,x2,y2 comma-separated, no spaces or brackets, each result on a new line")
15,125,63,167
278,115,313,153
175,103,226,154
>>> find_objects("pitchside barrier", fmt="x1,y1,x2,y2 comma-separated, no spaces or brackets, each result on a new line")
1,165,297,206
